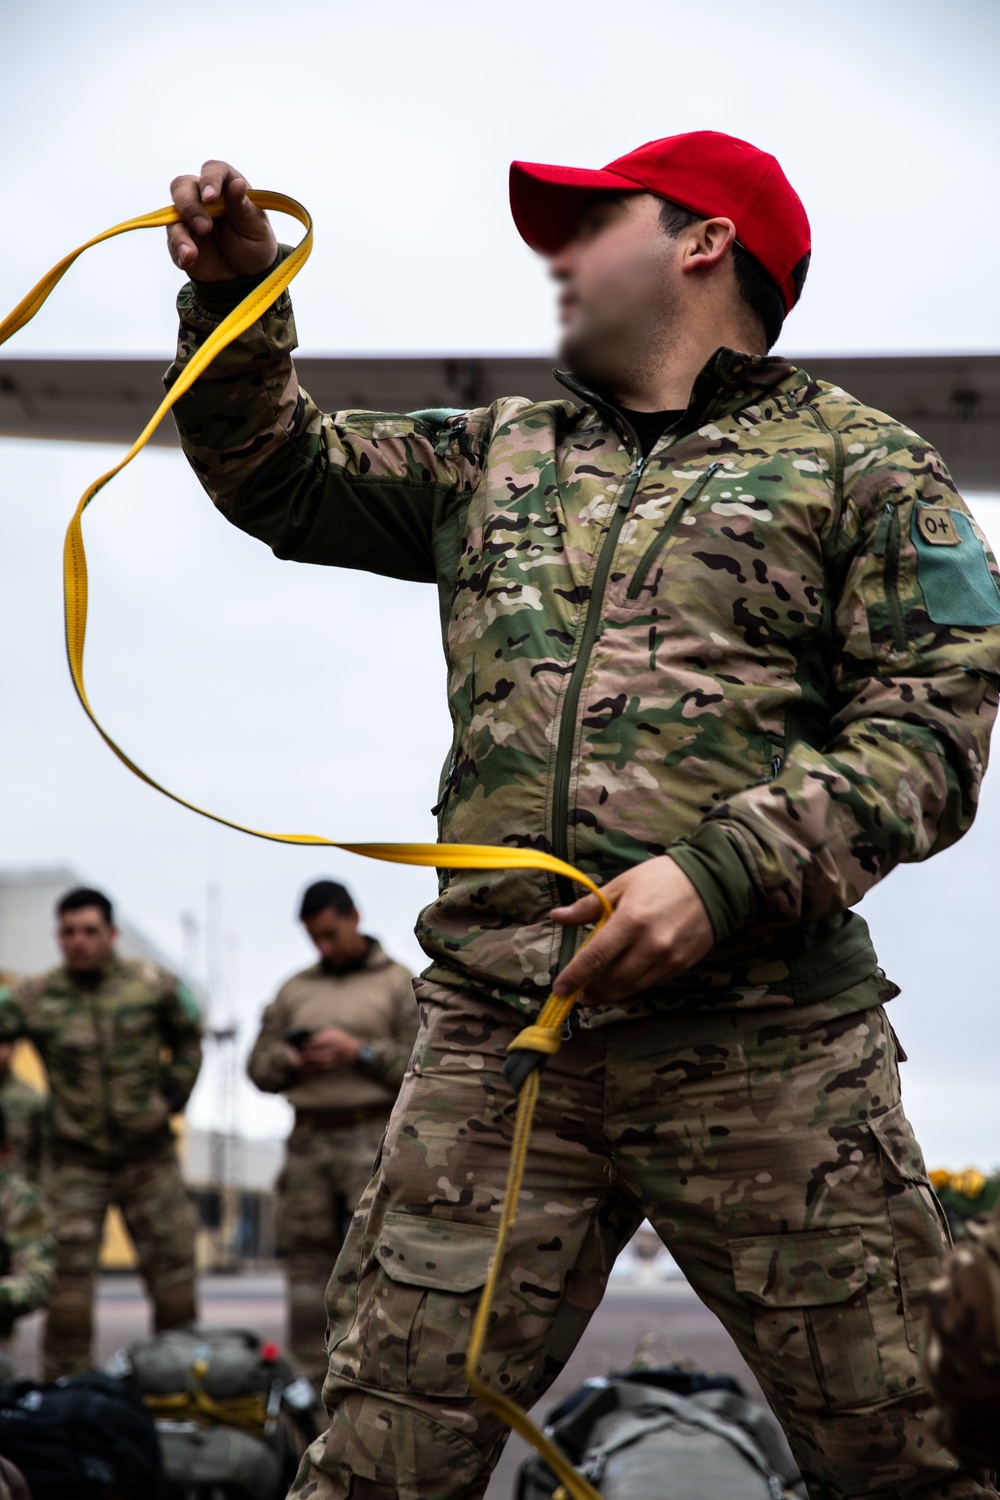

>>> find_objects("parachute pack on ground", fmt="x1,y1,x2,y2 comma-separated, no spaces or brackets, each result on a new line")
112,1324,325,1500
514,1367,806,1500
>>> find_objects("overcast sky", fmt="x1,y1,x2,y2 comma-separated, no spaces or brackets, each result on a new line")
1,0,998,1162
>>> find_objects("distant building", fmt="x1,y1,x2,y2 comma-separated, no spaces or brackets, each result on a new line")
0,867,281,1269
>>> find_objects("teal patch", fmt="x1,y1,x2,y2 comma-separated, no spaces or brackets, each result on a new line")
912,503,1000,627
175,981,202,1024
407,408,466,425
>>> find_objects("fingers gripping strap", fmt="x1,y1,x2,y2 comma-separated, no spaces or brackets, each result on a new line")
1,196,611,1500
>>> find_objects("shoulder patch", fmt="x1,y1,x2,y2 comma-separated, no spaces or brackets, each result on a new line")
915,505,961,547
913,502,1000,627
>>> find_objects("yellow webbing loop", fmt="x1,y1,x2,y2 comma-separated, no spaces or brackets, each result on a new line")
0,196,609,1500
144,1387,269,1437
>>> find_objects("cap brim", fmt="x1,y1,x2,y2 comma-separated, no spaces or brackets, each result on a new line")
509,160,644,254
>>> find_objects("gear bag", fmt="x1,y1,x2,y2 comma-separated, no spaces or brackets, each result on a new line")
514,1369,806,1500
0,1371,166,1499
113,1325,323,1500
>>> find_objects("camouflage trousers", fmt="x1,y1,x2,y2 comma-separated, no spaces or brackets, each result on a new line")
42,1137,197,1378
279,1113,391,1383
288,977,993,1500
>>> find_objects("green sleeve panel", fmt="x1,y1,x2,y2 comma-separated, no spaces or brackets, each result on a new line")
666,824,760,944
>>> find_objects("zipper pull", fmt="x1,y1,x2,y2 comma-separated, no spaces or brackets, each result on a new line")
873,501,894,556
680,460,722,504
618,454,646,508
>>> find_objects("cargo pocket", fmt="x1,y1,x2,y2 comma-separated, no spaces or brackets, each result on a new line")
869,1101,951,1356
731,1226,885,1411
360,1211,496,1397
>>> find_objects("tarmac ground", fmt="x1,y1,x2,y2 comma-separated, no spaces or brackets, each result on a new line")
11,1270,766,1500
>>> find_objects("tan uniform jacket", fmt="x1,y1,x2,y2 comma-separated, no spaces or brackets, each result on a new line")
247,940,417,1116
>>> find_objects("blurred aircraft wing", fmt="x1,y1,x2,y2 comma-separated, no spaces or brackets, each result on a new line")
0,352,997,490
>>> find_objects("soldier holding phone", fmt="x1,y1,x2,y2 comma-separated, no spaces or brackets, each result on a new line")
248,881,417,1384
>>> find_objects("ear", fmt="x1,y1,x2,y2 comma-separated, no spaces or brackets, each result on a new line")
679,216,738,277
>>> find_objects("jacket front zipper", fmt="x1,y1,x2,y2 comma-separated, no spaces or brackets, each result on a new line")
626,461,722,600
549,435,649,963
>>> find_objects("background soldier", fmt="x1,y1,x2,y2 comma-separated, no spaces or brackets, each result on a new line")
0,887,203,1378
0,1045,44,1183
248,881,417,1384
924,1202,1000,1469
0,1103,54,1381
166,137,1000,1500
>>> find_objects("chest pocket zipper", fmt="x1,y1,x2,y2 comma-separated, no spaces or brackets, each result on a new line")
874,501,907,653
626,462,722,600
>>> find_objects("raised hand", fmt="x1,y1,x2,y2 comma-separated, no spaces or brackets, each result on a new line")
166,159,278,281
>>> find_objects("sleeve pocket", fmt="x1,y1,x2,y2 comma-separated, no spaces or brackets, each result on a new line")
731,1226,885,1411
360,1212,496,1396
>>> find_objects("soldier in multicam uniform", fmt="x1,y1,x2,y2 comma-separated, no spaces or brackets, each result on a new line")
163,131,1000,1500
0,1103,54,1381
0,1045,45,1183
0,887,203,1378
248,880,417,1385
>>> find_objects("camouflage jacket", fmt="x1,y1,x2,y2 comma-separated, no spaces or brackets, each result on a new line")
0,1074,45,1182
166,263,1000,1018
0,956,203,1159
0,1164,54,1336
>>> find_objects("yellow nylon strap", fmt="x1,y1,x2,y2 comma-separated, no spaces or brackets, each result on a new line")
0,195,609,1500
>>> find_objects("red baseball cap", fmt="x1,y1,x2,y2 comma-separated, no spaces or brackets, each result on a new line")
510,131,810,315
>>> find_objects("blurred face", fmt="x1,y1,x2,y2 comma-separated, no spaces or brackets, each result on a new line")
303,906,366,970
57,907,117,973
550,192,683,392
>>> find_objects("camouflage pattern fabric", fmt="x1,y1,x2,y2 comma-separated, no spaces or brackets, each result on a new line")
41,1140,197,1379
0,1074,46,1182
0,955,203,1157
924,1206,1000,1468
0,1163,54,1340
167,271,1000,1018
277,1114,390,1384
282,977,995,1500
